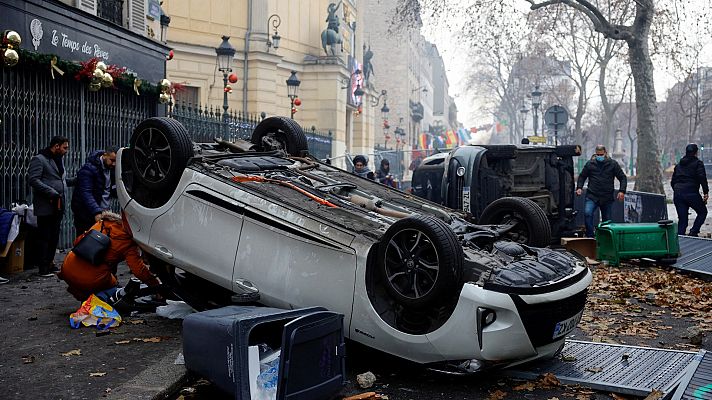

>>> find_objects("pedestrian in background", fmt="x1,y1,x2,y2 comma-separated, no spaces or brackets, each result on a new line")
28,136,70,277
576,145,627,238
376,159,395,187
71,146,117,235
352,155,375,180
671,143,709,237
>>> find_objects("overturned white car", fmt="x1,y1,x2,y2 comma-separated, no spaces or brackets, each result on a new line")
117,116,591,369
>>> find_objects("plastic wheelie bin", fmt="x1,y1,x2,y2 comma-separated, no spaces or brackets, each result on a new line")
183,305,345,400
595,220,680,266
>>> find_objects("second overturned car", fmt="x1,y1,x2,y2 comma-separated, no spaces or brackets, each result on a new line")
117,116,591,370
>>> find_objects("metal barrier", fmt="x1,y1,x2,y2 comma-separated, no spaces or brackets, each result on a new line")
170,101,333,160
0,64,155,249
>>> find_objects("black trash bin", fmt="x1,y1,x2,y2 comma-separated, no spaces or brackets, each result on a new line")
183,305,345,400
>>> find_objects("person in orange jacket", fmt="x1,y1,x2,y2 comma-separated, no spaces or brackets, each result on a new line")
58,211,160,302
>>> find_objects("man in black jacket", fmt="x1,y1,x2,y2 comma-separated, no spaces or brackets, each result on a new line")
71,146,117,235
671,143,709,236
576,145,627,237
28,136,70,277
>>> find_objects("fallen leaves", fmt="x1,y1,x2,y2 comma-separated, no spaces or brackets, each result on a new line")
114,340,131,345
342,392,388,400
132,336,170,343
643,389,664,400
89,372,106,377
487,389,507,400
61,349,81,357
21,355,35,364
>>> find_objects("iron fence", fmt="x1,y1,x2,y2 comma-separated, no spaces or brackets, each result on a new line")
1,65,155,249
170,101,334,160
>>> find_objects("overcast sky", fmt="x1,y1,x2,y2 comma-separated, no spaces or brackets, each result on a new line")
420,0,712,128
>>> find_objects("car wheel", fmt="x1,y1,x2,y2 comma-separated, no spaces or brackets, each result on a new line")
378,214,463,309
129,117,193,192
479,197,552,247
251,116,309,156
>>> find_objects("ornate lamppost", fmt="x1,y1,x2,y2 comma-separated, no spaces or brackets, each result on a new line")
520,103,529,140
215,36,236,135
286,70,301,119
266,14,282,52
531,85,542,137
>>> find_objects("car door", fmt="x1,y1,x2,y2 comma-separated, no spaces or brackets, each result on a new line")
149,183,243,290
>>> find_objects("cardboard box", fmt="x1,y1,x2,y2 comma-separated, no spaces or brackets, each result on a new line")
561,237,597,260
0,239,25,275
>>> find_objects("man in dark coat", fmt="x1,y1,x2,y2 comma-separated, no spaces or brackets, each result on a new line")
671,143,709,236
71,146,117,235
576,145,627,237
28,136,70,277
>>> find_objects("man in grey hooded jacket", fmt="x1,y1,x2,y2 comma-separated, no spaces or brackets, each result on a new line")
28,136,70,277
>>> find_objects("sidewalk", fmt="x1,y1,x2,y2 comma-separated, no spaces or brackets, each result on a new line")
0,260,186,400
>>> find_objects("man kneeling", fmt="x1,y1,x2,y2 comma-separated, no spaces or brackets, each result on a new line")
59,211,160,304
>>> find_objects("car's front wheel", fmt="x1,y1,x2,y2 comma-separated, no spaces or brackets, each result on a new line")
250,116,308,156
378,215,463,309
479,197,552,247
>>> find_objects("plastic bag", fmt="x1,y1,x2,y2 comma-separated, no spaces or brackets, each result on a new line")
156,300,195,319
253,345,281,400
69,294,122,330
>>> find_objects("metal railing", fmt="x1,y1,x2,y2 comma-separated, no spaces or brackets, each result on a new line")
170,101,334,160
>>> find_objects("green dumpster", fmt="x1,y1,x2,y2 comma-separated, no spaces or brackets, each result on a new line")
595,220,680,266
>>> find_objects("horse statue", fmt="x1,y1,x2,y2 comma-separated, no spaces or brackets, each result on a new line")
321,28,342,56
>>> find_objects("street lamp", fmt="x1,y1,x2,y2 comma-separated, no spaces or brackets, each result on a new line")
266,14,281,52
215,36,236,132
382,99,391,143
371,89,387,106
519,103,529,139
531,85,542,136
286,70,301,119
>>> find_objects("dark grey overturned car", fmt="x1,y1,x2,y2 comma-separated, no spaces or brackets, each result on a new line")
117,116,591,368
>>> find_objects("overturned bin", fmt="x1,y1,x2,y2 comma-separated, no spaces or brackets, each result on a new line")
596,220,680,266
183,305,346,400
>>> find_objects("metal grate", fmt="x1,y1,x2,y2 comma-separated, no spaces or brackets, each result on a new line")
506,340,699,397
674,236,712,278
672,350,712,400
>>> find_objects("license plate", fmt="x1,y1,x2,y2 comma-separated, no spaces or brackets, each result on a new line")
462,187,470,213
552,310,583,339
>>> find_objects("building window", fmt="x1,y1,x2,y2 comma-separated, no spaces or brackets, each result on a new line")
97,0,124,26
174,86,200,106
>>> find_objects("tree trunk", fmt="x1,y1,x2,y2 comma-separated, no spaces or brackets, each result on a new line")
628,37,663,193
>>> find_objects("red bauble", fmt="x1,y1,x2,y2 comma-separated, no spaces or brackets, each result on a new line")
294,98,302,106
166,50,174,60
224,87,232,93
357,106,363,113
291,107,298,114
228,73,238,84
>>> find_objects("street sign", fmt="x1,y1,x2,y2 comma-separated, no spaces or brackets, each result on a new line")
544,105,569,128
527,135,547,144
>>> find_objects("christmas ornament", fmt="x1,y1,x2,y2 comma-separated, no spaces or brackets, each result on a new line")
159,92,171,104
159,79,171,91
291,107,297,115
95,61,107,72
2,48,19,67
93,68,104,79
293,98,302,106
50,56,64,79
166,49,174,60
101,73,113,88
224,85,232,93
228,73,238,83
3,30,21,48
88,82,102,92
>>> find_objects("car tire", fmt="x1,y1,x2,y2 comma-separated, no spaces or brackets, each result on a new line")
129,117,193,192
479,197,552,247
378,214,463,309
485,145,517,160
251,116,309,156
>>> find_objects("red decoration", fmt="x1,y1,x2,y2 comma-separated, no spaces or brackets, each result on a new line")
228,73,238,84
385,134,391,140
74,57,125,84
383,121,390,129
294,98,302,106
358,106,363,114
166,50,174,60
224,86,232,93
291,107,298,114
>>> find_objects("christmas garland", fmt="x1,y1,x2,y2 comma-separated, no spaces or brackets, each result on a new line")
15,48,164,96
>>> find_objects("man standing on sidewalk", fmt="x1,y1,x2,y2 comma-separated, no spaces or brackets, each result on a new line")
71,146,117,235
576,145,627,237
671,143,709,237
28,136,70,277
